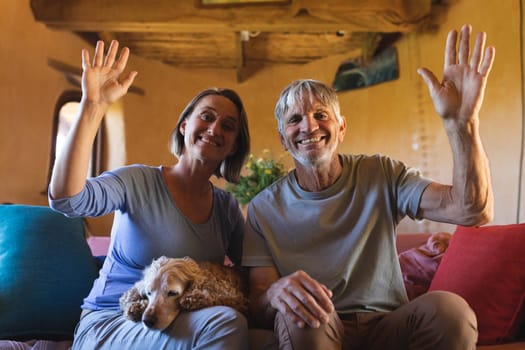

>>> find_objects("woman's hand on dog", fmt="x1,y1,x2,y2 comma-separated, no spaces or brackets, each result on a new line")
266,270,334,329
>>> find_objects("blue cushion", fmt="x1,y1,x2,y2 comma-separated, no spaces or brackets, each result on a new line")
0,204,98,340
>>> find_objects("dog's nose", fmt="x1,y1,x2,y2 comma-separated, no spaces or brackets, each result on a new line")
143,315,157,329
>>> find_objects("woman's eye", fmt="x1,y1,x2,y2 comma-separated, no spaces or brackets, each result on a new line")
222,123,236,131
167,290,180,297
315,112,328,120
201,113,214,121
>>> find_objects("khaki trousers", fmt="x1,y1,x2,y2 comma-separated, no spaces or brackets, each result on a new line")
274,291,478,350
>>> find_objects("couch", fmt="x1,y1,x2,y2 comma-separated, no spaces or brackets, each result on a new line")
0,204,523,349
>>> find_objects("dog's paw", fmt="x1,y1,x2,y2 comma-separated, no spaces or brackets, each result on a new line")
120,287,148,322
124,300,149,322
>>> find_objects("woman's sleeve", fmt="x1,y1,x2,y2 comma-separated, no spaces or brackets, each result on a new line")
49,168,128,217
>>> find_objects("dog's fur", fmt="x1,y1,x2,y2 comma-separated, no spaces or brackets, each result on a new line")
119,256,248,330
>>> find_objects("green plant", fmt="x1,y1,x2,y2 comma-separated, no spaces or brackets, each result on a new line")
226,150,286,206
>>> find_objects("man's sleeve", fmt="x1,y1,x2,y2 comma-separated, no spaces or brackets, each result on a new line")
241,205,275,267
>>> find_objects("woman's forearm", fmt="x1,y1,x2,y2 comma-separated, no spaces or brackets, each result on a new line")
49,100,108,199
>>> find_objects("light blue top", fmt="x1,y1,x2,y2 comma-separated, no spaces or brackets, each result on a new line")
242,154,432,314
50,164,244,310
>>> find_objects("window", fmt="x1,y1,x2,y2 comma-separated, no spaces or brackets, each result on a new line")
45,91,103,192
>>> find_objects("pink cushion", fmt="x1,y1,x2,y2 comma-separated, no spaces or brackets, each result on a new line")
396,233,432,254
86,236,111,256
429,224,525,345
399,232,451,300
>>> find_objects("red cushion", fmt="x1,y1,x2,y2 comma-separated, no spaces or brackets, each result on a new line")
428,224,525,345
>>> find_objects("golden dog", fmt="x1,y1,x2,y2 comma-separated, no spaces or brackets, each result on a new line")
119,256,248,330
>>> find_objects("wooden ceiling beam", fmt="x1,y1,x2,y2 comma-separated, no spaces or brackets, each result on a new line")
31,0,434,34
31,0,444,74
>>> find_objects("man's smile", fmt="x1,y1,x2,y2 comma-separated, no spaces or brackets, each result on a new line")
297,136,325,146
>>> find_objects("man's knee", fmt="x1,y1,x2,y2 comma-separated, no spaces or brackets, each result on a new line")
416,290,478,347
419,291,477,328
274,311,343,350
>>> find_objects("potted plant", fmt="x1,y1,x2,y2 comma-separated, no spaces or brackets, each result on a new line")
226,150,286,206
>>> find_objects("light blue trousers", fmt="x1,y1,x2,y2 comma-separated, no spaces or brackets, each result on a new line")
72,306,249,350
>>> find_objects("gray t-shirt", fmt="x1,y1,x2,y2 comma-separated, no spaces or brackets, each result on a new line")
50,164,244,310
242,154,431,313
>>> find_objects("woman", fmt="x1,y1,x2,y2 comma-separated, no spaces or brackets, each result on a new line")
49,40,250,349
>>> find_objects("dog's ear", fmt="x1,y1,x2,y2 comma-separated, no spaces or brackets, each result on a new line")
182,256,196,264
156,255,170,265
166,257,202,283
150,256,170,271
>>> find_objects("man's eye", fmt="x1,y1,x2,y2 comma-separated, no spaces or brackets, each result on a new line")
287,115,301,124
167,290,180,297
315,112,328,120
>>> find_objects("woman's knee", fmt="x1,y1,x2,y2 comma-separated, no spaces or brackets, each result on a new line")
203,306,249,329
75,307,249,349
191,306,249,349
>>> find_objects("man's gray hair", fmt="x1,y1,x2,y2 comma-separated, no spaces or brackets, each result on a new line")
274,79,342,132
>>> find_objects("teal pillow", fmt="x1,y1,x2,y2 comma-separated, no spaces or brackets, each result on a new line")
0,204,99,340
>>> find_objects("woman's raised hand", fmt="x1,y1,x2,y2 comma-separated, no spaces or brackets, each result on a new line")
49,41,137,199
81,40,138,107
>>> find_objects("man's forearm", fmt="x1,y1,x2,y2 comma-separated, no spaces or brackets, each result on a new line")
447,118,494,225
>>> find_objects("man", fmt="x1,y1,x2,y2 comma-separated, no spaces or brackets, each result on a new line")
243,24,494,350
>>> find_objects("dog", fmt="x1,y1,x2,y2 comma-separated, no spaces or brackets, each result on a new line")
119,256,249,330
